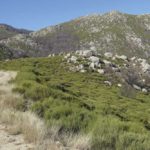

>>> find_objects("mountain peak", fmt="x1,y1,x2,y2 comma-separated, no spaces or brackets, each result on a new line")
104,10,125,16
109,10,122,15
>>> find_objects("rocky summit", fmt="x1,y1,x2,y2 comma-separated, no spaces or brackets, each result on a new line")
0,11,150,60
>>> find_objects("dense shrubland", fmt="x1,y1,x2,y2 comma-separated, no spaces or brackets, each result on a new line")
0,56,150,150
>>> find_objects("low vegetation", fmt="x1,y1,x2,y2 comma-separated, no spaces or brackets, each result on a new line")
0,56,150,149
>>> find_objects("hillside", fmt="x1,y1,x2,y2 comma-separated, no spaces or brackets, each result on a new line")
0,11,150,149
0,11,150,59
0,51,150,149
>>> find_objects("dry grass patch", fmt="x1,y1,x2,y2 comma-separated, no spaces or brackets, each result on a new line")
0,109,46,143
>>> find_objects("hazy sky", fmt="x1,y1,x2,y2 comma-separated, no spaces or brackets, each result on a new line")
0,0,150,30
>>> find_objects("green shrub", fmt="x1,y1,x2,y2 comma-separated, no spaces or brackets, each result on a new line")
24,84,50,101
91,117,128,150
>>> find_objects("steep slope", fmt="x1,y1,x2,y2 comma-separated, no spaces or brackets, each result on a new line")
1,11,150,59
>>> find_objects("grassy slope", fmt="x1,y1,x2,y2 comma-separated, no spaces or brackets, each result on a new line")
0,56,150,149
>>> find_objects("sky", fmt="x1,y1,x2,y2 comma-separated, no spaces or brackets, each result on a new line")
0,0,150,31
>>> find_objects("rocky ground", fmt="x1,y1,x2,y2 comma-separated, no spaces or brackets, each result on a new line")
62,50,150,93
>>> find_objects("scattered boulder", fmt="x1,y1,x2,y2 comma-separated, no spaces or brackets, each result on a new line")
64,53,71,59
76,50,97,58
80,69,86,73
77,64,84,70
115,55,127,61
117,83,122,87
142,88,148,93
103,60,111,65
89,62,95,70
97,69,105,74
89,56,100,67
65,50,149,94
89,56,99,63
104,81,112,86
140,60,150,73
68,56,77,63
104,52,113,58
133,84,141,91
131,56,136,61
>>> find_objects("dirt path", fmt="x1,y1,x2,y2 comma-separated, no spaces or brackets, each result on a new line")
0,71,35,150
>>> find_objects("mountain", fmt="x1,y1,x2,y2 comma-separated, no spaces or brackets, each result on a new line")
0,24,32,40
0,11,150,59
0,24,32,59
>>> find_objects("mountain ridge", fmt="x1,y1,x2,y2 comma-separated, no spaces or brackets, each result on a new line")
0,11,150,60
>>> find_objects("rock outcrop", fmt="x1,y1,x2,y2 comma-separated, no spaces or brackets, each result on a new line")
64,50,150,93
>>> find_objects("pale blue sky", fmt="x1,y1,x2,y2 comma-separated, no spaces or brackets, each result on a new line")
0,0,150,30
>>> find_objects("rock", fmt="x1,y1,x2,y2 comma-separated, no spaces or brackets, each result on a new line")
89,56,99,67
103,60,111,65
104,81,112,86
131,56,136,61
142,79,146,83
90,46,96,51
133,84,141,90
89,62,95,70
69,56,77,63
64,53,71,59
140,60,150,73
104,52,113,58
76,50,96,57
97,63,101,68
112,57,116,60
117,83,122,87
142,88,148,93
115,55,127,60
89,56,99,63
97,69,104,74
80,69,86,73
75,64,84,71
70,64,84,72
